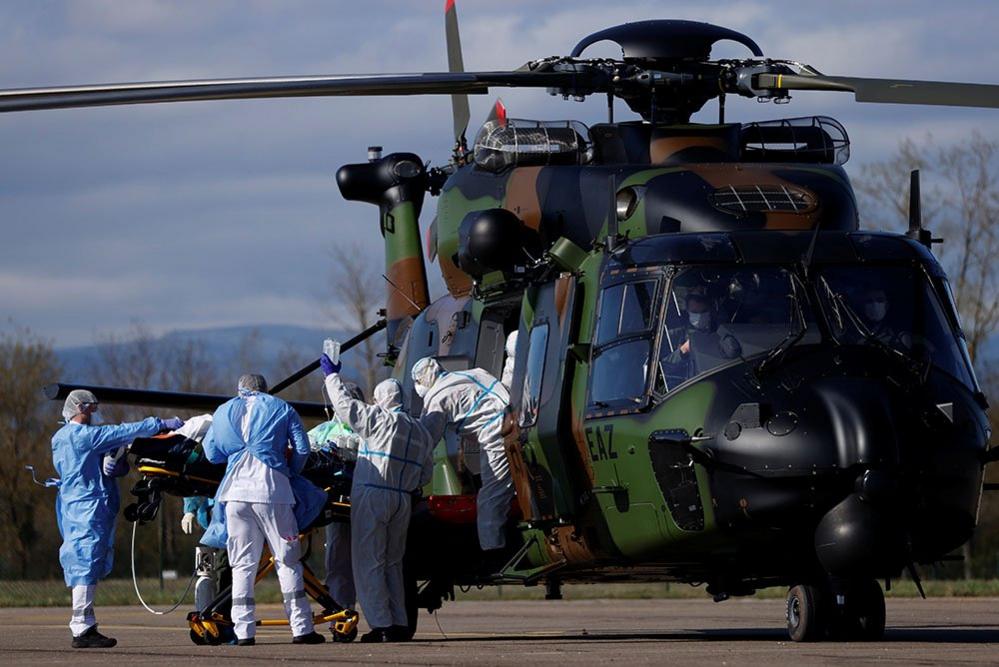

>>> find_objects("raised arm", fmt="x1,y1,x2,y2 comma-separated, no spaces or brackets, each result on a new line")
324,373,383,439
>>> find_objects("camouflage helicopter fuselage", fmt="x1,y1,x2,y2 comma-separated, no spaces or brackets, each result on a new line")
339,117,989,598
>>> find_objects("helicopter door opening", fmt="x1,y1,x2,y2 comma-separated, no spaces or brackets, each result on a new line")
508,275,582,522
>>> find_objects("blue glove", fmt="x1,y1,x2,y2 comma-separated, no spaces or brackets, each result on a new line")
320,353,341,376
162,416,185,431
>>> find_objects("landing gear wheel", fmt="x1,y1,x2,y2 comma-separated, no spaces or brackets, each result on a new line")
837,579,885,641
786,584,826,642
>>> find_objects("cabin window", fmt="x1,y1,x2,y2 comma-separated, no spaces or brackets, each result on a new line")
519,323,549,428
595,279,658,345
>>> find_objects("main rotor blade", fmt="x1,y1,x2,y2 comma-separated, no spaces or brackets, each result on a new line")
757,73,999,108
0,71,580,113
445,0,471,143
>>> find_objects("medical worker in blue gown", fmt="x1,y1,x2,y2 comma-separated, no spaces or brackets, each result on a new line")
201,374,327,646
52,389,184,649
412,357,511,553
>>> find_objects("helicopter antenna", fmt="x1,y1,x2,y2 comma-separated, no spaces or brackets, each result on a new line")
445,0,471,164
905,169,941,248
382,273,423,313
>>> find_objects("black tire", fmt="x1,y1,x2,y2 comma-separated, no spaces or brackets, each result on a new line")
849,579,886,641
786,584,826,642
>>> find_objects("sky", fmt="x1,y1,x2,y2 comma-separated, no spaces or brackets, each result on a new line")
1,0,997,347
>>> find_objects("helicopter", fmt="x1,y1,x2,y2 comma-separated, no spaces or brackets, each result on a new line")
9,2,998,643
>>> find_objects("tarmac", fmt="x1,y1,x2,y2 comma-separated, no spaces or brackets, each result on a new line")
1,597,997,665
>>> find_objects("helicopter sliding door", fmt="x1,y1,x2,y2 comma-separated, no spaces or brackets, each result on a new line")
508,274,581,522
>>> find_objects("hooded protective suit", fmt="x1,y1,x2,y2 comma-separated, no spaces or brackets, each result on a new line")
324,374,434,632
501,330,518,390
202,390,324,640
412,358,511,550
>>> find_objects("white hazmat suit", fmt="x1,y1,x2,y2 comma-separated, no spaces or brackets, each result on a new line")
412,358,512,551
501,330,518,390
325,375,434,633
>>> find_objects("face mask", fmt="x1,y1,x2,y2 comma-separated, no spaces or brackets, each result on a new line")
414,382,428,398
689,311,712,331
89,410,104,426
865,301,887,323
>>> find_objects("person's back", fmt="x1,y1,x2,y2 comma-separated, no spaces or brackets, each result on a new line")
421,367,510,442
202,374,324,646
412,359,512,553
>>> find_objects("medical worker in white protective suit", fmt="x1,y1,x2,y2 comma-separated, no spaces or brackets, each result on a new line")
501,330,518,390
202,374,326,646
411,357,512,553
52,389,184,648
320,354,434,643
307,380,365,614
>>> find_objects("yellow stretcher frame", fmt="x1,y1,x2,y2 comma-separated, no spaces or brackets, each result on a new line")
136,464,359,643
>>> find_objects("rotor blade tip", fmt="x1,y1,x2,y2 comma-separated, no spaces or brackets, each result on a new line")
445,0,455,13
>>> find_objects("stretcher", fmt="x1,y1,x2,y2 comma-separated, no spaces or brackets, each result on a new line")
124,434,360,644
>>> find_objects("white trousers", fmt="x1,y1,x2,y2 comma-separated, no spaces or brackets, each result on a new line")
477,434,513,550
351,486,410,630
70,584,96,636
225,501,314,639
324,522,355,609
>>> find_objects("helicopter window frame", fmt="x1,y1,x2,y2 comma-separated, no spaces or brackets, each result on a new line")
587,269,667,416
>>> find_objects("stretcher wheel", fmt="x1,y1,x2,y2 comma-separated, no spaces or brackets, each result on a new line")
331,626,357,643
189,628,208,645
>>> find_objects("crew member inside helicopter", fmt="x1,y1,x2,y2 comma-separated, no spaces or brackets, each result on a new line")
857,286,914,350
662,288,743,381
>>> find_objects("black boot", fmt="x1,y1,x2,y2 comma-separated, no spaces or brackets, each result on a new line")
71,625,117,649
236,637,255,646
359,627,392,643
388,625,413,642
292,631,326,644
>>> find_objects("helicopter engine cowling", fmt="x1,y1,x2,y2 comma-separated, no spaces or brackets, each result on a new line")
456,208,542,278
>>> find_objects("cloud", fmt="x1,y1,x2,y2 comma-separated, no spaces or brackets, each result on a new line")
0,0,997,347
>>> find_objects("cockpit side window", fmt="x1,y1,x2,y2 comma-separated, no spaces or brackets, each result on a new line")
589,275,662,412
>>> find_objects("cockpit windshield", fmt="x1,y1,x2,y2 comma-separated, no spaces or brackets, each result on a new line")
656,266,819,393
815,265,976,388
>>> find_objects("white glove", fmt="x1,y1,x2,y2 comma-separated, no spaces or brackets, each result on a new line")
181,512,196,535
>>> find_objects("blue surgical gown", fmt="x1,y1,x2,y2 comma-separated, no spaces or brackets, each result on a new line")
52,418,162,586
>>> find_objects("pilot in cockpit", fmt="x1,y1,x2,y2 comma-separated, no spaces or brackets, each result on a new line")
663,289,742,381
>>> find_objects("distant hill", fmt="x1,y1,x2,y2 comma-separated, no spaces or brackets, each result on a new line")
56,324,354,384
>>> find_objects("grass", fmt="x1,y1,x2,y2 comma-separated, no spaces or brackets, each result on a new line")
2,578,998,608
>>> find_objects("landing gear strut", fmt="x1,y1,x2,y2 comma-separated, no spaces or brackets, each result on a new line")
786,579,885,642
